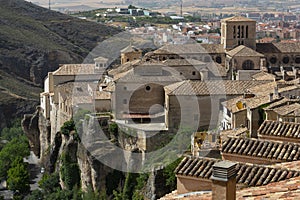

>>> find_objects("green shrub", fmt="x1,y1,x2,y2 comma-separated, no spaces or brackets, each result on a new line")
7,157,30,195
60,153,81,190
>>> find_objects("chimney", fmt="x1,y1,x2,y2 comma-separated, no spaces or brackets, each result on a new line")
269,93,273,101
274,86,278,96
211,161,237,200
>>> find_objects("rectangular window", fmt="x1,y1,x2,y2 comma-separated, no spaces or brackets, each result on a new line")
227,109,231,117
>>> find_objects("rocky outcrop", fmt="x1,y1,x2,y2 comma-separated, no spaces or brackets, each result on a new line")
42,132,62,173
38,111,51,160
145,167,171,200
22,107,41,157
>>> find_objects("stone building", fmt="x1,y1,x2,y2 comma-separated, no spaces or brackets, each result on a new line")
264,96,300,123
221,16,257,51
40,59,108,143
222,80,300,137
120,45,142,64
164,80,266,131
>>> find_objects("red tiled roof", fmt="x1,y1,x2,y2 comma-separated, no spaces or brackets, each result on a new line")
175,157,300,187
258,120,300,139
222,137,300,162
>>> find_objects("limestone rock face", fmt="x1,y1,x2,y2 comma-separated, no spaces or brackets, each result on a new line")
38,112,51,161
22,108,41,157
144,167,171,200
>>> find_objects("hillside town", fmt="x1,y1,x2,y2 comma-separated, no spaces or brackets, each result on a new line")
69,5,300,45
36,15,300,199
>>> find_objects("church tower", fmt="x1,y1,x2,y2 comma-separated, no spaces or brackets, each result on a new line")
221,16,256,51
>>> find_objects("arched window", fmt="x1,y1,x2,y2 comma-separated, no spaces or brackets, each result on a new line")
216,56,222,64
282,56,290,64
269,56,277,64
246,26,249,38
242,60,255,70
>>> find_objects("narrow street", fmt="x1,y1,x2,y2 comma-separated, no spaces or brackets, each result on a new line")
24,151,43,191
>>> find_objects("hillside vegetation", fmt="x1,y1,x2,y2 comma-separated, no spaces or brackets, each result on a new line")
0,0,121,129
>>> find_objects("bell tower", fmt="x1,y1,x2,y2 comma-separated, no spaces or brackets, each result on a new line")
221,16,256,51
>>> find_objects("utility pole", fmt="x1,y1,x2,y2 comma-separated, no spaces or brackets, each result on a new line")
49,0,51,10
180,0,183,17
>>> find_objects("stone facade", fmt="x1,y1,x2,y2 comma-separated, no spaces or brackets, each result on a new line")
221,16,256,50
221,16,256,51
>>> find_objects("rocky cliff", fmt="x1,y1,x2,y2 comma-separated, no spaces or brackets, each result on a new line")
22,109,175,199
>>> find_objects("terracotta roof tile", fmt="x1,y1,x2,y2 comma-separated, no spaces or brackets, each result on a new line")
53,64,102,75
156,43,225,54
251,71,276,81
227,45,265,57
161,174,300,200
222,137,300,162
272,103,300,116
256,42,300,54
165,80,269,96
175,156,300,188
258,120,300,139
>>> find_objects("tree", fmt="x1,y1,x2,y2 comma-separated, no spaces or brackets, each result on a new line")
163,157,183,190
122,173,138,200
7,157,30,195
0,135,30,179
0,119,23,141
128,5,137,9
39,172,61,193
60,120,76,136
24,189,43,200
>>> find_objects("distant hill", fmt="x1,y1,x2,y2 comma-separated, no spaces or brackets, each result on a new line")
0,0,121,129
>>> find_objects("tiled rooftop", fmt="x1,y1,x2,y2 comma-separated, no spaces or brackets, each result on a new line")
53,64,102,75
272,103,300,116
161,176,300,199
264,97,300,110
175,156,300,187
227,45,265,57
251,71,276,81
222,137,300,162
165,80,270,96
162,59,206,66
256,42,300,54
116,69,182,83
223,94,281,113
156,43,225,55
108,59,140,77
258,120,300,139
